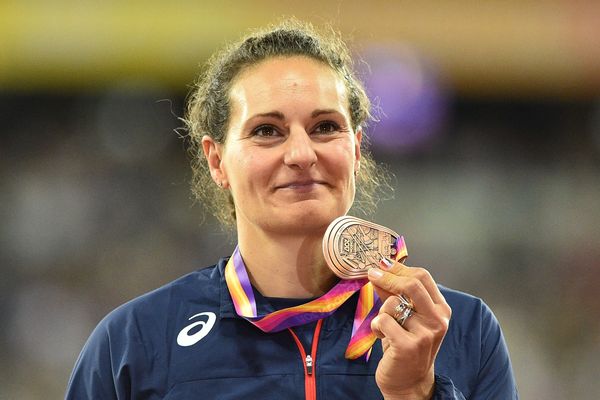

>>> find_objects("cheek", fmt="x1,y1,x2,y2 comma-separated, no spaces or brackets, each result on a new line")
242,152,268,178
330,142,357,174
227,149,271,190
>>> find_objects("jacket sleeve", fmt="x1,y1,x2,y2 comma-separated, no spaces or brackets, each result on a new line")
65,323,120,400
430,291,519,400
65,303,166,400
432,301,518,399
431,374,466,399
467,302,519,399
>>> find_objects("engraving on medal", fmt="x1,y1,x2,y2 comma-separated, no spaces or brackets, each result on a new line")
322,216,407,280
338,225,379,271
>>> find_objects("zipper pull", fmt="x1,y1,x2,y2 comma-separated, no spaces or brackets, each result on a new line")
305,355,313,375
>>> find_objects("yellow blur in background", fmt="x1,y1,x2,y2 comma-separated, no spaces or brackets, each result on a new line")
2,0,600,96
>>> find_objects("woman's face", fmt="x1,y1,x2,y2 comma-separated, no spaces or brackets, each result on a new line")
204,56,361,236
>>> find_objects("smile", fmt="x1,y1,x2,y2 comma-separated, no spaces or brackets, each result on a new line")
276,180,326,191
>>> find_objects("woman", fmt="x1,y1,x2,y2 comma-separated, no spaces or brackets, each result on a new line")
66,20,518,399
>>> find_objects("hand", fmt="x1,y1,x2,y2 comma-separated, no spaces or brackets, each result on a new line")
368,259,452,400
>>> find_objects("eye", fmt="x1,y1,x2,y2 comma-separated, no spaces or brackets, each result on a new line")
313,121,340,134
252,125,279,137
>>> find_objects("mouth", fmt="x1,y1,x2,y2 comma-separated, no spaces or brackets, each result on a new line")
275,180,326,190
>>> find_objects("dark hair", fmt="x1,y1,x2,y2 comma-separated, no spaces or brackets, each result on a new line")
184,18,388,226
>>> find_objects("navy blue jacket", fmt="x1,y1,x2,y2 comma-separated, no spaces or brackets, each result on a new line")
66,258,518,399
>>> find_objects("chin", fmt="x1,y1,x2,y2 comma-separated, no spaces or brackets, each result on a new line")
270,203,346,234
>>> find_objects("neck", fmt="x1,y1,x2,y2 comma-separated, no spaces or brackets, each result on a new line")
237,225,338,298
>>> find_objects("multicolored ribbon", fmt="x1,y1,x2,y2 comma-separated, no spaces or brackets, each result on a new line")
224,237,407,360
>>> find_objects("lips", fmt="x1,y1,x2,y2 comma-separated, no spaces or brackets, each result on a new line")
275,179,326,190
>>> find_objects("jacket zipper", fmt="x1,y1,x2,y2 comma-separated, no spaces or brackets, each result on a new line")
288,319,323,400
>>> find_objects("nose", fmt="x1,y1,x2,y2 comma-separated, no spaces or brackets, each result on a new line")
283,128,317,170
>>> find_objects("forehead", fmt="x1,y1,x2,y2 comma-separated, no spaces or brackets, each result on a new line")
228,56,349,117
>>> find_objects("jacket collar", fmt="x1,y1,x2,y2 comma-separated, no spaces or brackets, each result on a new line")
217,256,304,319
217,257,239,319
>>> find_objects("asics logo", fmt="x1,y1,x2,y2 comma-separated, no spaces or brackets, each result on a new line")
177,312,216,347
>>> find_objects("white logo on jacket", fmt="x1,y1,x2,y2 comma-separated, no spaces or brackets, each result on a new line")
177,312,217,346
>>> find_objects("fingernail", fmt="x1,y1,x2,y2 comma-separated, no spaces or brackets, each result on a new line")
368,268,384,279
379,257,394,270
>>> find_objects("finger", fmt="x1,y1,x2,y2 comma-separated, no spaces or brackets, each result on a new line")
368,268,436,315
379,295,420,331
379,259,447,306
407,266,447,305
378,257,408,275
371,313,412,341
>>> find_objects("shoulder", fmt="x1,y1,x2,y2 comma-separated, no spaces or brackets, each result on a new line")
438,284,500,335
435,285,516,397
435,288,518,398
65,263,225,398
93,263,223,346
112,264,218,317
439,284,484,309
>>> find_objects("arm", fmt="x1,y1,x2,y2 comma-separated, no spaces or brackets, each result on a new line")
65,308,154,400
432,296,518,400
65,324,120,400
468,303,518,399
431,375,466,400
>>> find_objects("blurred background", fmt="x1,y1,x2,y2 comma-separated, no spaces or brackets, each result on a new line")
1,1,599,398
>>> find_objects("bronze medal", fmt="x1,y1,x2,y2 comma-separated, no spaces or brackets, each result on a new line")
322,216,407,280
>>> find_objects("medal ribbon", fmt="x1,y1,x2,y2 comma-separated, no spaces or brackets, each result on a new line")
225,237,407,360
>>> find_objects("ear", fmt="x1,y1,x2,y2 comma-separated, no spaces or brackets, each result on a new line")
354,127,362,174
201,135,229,188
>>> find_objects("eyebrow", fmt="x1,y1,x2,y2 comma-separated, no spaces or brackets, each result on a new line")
311,109,340,118
249,111,285,121
247,109,342,121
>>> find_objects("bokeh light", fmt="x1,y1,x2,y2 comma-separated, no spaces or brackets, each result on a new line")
361,45,448,153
